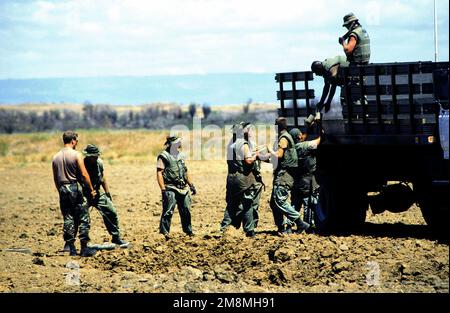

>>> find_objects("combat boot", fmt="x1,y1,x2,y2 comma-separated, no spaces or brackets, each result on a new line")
161,232,171,241
112,236,131,249
80,241,97,257
277,224,292,236
306,224,317,234
63,242,78,256
284,225,293,235
246,230,256,238
295,219,310,234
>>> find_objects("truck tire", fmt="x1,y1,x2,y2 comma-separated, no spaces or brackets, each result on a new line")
344,192,367,231
315,176,335,231
419,186,449,238
315,174,367,232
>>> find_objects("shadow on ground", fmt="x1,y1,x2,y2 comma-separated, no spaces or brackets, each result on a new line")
315,222,449,244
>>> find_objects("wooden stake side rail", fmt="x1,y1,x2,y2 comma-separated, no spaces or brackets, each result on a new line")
275,71,316,126
275,61,449,141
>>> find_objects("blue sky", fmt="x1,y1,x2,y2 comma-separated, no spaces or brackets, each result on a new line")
0,0,448,79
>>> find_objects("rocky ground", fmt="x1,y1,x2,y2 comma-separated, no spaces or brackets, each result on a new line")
0,161,448,293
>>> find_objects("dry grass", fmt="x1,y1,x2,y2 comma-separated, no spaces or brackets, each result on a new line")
0,129,263,168
0,130,169,167
0,103,84,112
0,124,277,169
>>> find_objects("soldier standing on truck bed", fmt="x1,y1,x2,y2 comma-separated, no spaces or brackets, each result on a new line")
156,135,196,240
267,117,311,235
51,131,97,257
289,127,323,231
82,144,130,248
220,122,264,238
311,55,350,113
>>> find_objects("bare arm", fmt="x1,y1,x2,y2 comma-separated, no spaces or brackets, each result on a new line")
268,137,287,159
185,164,197,195
318,81,331,111
343,35,357,56
186,171,194,187
311,136,321,147
272,148,285,159
308,130,324,149
157,168,165,191
101,173,110,194
52,162,59,191
76,153,96,196
256,148,272,163
243,143,256,166
325,84,337,109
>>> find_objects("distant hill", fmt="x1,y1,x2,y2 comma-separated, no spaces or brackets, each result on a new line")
0,73,310,105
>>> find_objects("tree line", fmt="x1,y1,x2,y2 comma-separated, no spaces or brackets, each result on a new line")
0,102,277,134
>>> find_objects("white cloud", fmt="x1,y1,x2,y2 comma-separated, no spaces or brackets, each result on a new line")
0,0,448,78
31,1,56,23
107,5,121,23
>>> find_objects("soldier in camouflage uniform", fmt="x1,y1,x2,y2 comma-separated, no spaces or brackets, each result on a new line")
289,128,323,230
156,135,196,240
268,118,310,235
220,122,264,237
339,13,371,106
82,144,130,248
311,55,349,113
52,131,97,257
339,13,371,66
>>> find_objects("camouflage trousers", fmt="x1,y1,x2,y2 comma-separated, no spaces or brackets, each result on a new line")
292,175,319,226
270,184,304,230
340,80,368,107
86,192,121,238
58,183,90,244
159,188,192,235
220,183,263,234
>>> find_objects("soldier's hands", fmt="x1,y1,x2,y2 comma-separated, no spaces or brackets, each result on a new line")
91,189,97,198
190,184,197,196
105,192,112,201
338,37,345,45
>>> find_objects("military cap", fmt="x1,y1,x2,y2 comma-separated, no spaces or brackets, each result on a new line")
240,121,252,129
288,128,302,140
275,117,287,125
82,144,101,157
230,123,243,131
164,135,181,146
343,12,358,27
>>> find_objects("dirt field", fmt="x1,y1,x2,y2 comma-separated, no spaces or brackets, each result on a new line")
0,154,448,293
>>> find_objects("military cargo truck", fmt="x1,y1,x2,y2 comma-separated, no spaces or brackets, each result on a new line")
275,61,449,234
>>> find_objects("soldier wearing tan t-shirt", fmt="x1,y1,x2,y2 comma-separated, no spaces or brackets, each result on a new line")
52,130,97,257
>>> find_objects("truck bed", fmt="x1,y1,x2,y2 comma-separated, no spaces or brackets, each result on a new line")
275,61,449,147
